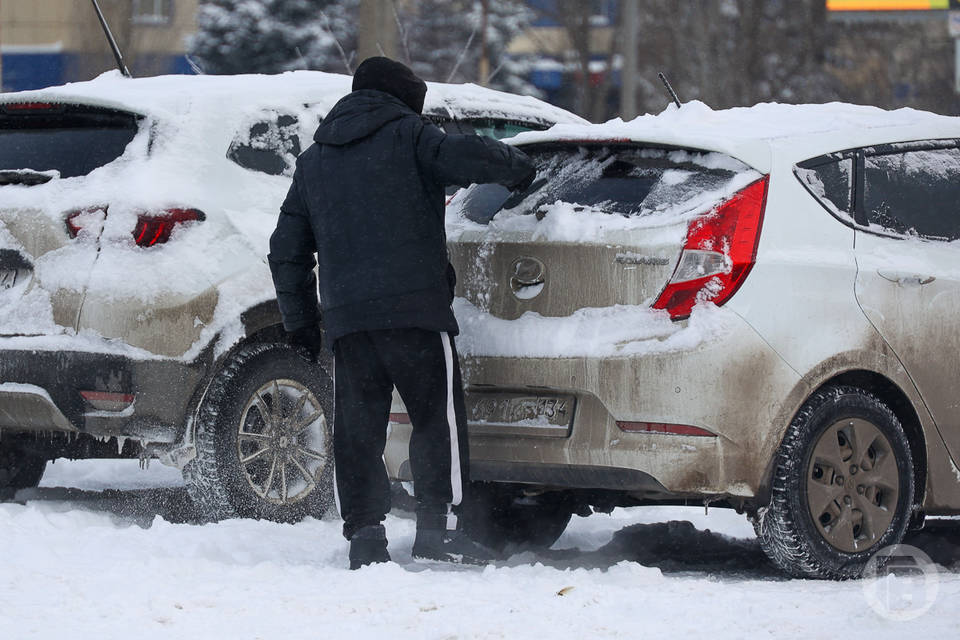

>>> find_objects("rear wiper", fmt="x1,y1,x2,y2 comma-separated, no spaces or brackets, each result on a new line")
0,169,59,186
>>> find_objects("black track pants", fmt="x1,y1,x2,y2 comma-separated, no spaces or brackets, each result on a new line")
332,328,469,540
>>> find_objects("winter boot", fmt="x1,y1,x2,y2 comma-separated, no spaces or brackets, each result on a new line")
349,524,390,570
411,527,498,566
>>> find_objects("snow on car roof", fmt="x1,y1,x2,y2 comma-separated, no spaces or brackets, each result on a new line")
510,100,960,172
0,69,586,128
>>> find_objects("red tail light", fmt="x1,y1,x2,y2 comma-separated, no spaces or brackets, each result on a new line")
653,176,769,320
65,205,108,238
133,208,205,247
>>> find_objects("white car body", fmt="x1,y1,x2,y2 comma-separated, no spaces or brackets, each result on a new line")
382,100,960,575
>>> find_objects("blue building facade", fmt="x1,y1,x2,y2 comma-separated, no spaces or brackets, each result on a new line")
1,51,194,93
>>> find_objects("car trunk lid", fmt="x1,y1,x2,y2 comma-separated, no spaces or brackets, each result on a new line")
446,143,764,320
0,101,141,337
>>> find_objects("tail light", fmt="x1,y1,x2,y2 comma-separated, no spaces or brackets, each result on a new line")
133,208,205,247
653,176,769,320
66,207,205,247
65,205,108,238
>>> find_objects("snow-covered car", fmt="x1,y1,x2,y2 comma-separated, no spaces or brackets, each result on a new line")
0,70,585,520
382,101,960,578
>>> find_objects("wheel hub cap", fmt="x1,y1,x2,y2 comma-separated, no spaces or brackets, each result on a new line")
805,418,900,553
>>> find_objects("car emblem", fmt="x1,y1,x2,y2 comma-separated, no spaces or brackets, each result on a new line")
510,256,545,300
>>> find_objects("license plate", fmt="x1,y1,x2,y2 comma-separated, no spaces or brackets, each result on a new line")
467,392,575,438
0,268,17,290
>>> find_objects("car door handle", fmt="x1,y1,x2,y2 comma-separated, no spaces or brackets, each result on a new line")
877,270,936,286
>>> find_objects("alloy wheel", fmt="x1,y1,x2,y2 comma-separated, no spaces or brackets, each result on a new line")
235,378,330,505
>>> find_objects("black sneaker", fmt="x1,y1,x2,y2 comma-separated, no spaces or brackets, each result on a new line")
411,528,498,566
349,525,391,570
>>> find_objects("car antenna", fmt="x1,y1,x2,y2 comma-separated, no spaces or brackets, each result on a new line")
658,72,681,109
90,0,132,78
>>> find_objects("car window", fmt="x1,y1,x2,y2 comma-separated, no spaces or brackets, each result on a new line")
863,146,960,241
227,111,301,177
434,118,540,139
454,145,758,225
0,104,140,179
466,119,540,140
795,158,853,216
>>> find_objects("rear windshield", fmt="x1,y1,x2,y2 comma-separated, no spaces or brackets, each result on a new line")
434,118,543,140
0,104,141,179
227,111,302,177
455,145,759,225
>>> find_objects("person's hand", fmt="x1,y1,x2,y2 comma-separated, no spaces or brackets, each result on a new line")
287,325,323,363
509,166,537,193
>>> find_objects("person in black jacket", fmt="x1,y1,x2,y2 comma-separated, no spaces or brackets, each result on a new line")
268,57,534,569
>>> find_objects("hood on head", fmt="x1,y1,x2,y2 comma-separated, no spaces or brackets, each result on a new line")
313,90,417,146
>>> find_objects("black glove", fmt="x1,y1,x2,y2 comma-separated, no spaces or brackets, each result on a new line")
509,166,537,193
445,262,457,302
287,325,323,363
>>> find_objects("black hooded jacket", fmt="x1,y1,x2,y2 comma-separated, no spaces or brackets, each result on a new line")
268,89,534,343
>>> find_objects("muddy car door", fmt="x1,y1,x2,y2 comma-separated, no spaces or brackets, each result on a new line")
0,103,142,338
852,141,960,465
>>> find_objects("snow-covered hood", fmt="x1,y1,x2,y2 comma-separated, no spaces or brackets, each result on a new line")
508,101,960,173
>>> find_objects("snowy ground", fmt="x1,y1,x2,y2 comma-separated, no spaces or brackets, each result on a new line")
1,460,958,639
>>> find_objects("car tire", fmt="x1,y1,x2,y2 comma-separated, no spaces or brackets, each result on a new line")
183,341,335,523
757,385,914,579
463,482,573,552
0,442,46,490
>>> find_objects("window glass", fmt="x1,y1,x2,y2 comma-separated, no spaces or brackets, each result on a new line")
467,119,539,140
435,118,537,139
0,106,140,178
453,146,759,225
132,0,173,25
863,147,960,241
227,112,301,176
795,158,852,215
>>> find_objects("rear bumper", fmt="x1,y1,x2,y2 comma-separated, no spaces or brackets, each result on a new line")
385,309,804,500
0,345,205,443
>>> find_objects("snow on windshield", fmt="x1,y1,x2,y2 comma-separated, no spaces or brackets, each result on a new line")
447,146,761,243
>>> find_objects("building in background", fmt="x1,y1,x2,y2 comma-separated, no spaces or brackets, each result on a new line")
0,0,199,92
2,1,957,119
508,0,619,122
513,0,960,121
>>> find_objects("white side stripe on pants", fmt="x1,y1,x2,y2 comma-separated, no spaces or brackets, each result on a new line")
441,332,463,530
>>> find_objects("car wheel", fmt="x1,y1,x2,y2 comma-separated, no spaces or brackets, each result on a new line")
184,341,335,522
0,442,46,490
757,385,914,579
463,482,573,552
